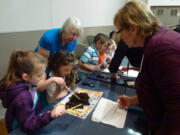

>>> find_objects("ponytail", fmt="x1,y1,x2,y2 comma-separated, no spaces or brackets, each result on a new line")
1,49,22,88
0,49,47,88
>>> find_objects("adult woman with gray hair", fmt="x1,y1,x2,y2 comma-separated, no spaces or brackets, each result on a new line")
115,0,180,135
34,17,82,107
35,16,82,59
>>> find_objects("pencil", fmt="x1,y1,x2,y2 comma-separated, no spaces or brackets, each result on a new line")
127,61,129,77
125,61,130,95
68,104,83,110
64,86,81,100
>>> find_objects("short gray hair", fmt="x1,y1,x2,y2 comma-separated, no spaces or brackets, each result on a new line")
62,16,83,34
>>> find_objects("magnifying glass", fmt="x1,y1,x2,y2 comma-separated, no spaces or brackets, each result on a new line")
82,81,95,87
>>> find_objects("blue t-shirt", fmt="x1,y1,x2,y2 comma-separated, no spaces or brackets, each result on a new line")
35,28,77,58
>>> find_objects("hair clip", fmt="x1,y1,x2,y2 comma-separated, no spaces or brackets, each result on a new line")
16,51,21,58
82,81,95,87
68,52,72,57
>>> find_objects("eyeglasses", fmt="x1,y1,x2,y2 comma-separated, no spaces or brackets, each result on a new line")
70,32,80,37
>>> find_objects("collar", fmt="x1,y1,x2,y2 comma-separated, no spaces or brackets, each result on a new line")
16,81,37,88
91,44,99,55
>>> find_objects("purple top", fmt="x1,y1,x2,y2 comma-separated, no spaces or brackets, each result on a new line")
136,27,180,135
0,83,53,133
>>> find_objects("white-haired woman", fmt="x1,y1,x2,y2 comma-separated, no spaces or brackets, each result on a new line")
34,17,82,107
35,16,83,59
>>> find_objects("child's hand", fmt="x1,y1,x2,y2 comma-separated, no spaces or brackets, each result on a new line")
93,64,102,71
96,64,102,71
41,73,47,81
56,90,68,99
106,57,111,61
51,105,67,118
52,77,66,86
101,61,107,67
112,45,116,51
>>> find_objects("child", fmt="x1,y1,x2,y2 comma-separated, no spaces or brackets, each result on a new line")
109,30,120,45
109,30,117,46
78,33,108,78
98,39,115,67
38,50,75,104
0,49,66,133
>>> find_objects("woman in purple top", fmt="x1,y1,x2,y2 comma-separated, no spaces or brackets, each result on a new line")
0,49,66,133
114,1,180,135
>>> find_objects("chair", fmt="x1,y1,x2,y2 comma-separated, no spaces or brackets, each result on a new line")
0,118,8,135
86,35,95,45
74,43,87,59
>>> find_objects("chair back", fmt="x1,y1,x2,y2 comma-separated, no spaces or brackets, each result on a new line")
0,118,8,135
74,43,87,58
87,35,95,45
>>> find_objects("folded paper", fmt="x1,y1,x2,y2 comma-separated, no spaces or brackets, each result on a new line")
92,98,127,128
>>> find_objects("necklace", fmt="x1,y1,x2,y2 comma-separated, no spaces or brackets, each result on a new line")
60,31,67,47
140,54,144,72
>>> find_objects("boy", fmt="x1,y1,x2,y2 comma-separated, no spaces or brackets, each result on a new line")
78,33,108,78
99,39,116,67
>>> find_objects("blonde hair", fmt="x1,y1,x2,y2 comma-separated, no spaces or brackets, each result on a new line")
114,0,161,38
1,49,47,88
112,31,121,44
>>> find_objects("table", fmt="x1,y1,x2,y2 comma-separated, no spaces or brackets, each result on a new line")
9,78,149,135
87,71,136,89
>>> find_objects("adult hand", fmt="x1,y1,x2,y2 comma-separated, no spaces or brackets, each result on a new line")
119,66,128,72
117,95,138,109
119,66,139,72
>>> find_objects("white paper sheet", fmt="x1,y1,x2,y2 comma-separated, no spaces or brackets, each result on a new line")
102,66,124,73
122,70,139,78
92,98,127,128
102,68,110,73
102,67,139,78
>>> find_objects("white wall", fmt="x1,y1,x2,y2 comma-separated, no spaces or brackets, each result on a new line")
148,0,180,6
0,0,51,33
142,0,148,4
51,0,125,27
0,0,126,33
